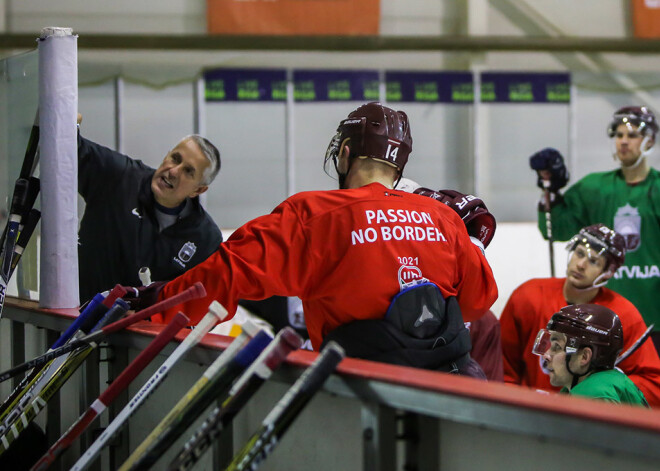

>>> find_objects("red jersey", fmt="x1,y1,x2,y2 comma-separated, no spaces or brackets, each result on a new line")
500,277,660,406
156,183,498,350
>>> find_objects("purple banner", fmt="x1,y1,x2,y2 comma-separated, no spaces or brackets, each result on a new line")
204,68,287,102
480,72,571,103
293,70,379,102
385,71,474,103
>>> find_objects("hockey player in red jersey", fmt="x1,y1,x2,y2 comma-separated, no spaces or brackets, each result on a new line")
500,223,660,406
135,102,498,362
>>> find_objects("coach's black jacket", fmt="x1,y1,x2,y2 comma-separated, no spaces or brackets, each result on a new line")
77,135,222,303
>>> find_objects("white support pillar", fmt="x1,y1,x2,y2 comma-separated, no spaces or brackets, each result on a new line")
38,27,79,308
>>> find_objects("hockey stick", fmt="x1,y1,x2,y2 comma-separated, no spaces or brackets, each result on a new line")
0,106,41,276
0,291,124,427
8,208,40,277
0,282,206,383
30,312,190,471
167,327,305,471
0,284,125,419
70,300,228,471
0,292,107,423
119,322,277,471
224,342,345,471
542,180,555,277
615,324,655,366
0,178,30,319
19,111,41,182
0,109,39,252
0,300,129,455
0,299,128,431
0,287,124,415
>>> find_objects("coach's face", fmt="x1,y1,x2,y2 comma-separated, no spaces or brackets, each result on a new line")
151,138,209,208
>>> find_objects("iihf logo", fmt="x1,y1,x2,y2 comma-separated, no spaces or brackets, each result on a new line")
398,264,428,290
173,241,197,268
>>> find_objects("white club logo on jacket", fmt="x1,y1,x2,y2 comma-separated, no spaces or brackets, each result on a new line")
173,241,197,268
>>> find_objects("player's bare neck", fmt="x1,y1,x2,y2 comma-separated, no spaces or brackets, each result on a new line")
621,158,650,184
344,159,395,189
563,281,599,305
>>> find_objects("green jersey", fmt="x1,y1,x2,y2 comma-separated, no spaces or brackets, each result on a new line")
562,368,649,407
538,168,660,330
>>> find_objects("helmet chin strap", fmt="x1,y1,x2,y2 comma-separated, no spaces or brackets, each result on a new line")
336,154,355,190
613,135,654,168
566,351,590,389
570,270,612,291
565,248,613,291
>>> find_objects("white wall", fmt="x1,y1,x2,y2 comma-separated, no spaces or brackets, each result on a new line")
4,0,631,38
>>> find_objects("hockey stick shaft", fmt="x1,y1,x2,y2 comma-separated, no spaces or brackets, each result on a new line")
121,326,276,471
0,301,128,438
0,109,39,252
167,328,304,471
20,110,40,180
0,345,96,455
8,208,41,277
616,324,655,366
0,282,204,383
0,293,106,420
542,182,555,277
224,342,345,471
0,298,127,456
0,179,30,318
70,301,227,471
30,312,189,471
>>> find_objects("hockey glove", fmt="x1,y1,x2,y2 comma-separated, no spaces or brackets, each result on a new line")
529,147,569,193
415,188,496,248
121,281,167,312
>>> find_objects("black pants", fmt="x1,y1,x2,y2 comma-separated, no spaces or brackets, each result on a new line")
0,422,48,470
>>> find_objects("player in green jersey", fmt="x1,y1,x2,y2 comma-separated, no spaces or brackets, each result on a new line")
529,106,660,353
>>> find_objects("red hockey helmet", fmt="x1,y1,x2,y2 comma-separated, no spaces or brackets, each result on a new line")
566,224,626,287
546,304,623,370
324,102,413,177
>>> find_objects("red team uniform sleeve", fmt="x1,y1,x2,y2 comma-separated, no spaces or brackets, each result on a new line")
155,200,310,325
500,288,528,385
453,233,498,322
613,301,660,407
